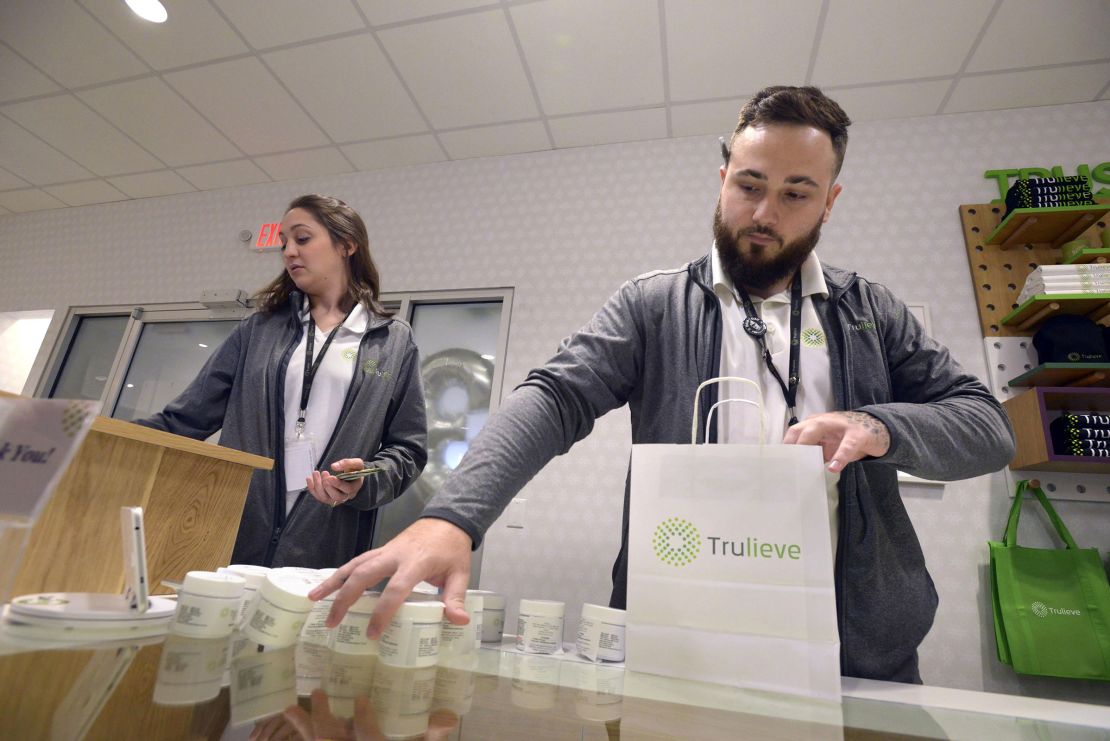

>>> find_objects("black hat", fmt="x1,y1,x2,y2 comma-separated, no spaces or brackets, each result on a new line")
1032,314,1109,365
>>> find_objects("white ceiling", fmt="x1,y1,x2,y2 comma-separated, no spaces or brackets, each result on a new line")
0,0,1107,215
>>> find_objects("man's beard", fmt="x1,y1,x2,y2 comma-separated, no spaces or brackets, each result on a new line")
713,201,822,293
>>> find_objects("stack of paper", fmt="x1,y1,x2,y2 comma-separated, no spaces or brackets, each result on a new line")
1017,264,1110,305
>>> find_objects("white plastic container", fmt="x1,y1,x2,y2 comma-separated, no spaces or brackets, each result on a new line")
575,603,626,662
439,592,483,656
471,590,506,643
378,600,445,668
241,573,313,648
515,599,564,654
296,569,335,646
331,591,380,655
171,571,245,638
218,564,270,627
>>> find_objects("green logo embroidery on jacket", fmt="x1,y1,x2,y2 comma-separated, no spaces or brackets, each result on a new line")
362,358,393,379
342,348,358,362
847,320,876,332
802,328,826,347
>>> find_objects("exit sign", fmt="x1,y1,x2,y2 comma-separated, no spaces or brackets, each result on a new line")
254,222,281,251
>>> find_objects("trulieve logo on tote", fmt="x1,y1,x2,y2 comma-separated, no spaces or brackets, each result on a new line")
653,517,803,567
1031,600,1082,618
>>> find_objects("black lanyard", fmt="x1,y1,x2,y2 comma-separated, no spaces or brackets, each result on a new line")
733,272,802,427
295,308,352,437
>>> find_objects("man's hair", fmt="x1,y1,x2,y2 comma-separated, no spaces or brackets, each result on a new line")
726,86,852,178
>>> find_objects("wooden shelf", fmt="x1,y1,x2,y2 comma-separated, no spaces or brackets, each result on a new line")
1004,386,1110,473
1061,247,1110,265
985,205,1110,248
1008,363,1110,388
998,294,1110,332
959,203,1109,337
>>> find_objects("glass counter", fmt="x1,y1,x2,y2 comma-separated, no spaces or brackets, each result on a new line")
1,632,1107,740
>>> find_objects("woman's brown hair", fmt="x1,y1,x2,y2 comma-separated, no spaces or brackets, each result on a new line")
254,194,393,318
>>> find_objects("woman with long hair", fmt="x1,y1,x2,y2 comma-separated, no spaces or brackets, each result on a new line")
140,194,427,568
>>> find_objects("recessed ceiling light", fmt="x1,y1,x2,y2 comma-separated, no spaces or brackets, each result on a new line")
125,0,168,23
198,343,208,348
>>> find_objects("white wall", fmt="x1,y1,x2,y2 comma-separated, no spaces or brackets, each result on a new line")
1,99,1107,704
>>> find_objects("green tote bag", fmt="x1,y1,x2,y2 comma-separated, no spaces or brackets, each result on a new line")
989,479,1110,680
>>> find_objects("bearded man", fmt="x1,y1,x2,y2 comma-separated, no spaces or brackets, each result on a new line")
313,86,1015,684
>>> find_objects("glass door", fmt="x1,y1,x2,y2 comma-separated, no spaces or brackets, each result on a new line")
371,289,513,585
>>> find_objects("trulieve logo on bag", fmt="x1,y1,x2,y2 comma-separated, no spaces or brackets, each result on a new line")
1031,600,1082,618
653,518,701,566
653,517,802,566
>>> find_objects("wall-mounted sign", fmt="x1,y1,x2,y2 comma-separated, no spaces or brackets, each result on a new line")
254,222,282,252
984,162,1110,202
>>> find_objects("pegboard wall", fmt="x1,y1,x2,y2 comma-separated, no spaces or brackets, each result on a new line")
970,199,1110,504
960,203,1109,337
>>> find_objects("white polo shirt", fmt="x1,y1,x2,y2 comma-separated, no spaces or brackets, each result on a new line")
283,300,368,512
711,245,840,554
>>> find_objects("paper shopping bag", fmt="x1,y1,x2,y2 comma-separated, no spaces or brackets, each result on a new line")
626,441,840,699
989,480,1110,680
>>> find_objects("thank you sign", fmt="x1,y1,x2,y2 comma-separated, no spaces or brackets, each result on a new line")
0,397,99,520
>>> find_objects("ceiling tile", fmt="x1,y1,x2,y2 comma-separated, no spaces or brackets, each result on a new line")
0,115,94,185
549,108,667,149
379,10,538,128
79,0,248,70
511,0,663,115
0,167,31,191
164,58,329,155
3,95,163,176
177,159,270,190
0,188,66,213
0,0,147,88
813,0,996,86
828,81,952,122
355,0,495,26
670,99,746,138
945,63,1110,113
666,1,816,102
0,43,61,103
79,78,243,167
43,179,128,206
969,0,1110,72
108,170,196,198
253,147,354,180
211,0,365,49
439,121,550,160
341,135,446,170
263,35,427,142
0,205,10,215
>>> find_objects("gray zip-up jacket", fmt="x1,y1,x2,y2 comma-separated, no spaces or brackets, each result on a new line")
138,291,427,568
424,251,1014,682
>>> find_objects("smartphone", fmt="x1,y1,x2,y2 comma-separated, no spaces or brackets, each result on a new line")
333,466,383,482
120,506,149,612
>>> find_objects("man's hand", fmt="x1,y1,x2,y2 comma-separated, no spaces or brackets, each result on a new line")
782,411,890,473
308,518,473,638
306,458,365,507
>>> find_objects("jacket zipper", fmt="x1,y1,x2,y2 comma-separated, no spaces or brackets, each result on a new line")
825,291,853,671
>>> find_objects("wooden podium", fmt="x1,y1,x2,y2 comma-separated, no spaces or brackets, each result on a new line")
11,416,272,597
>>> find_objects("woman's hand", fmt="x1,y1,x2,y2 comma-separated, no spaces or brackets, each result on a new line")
306,458,366,507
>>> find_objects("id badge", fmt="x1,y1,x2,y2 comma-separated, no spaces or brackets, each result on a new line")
284,435,318,492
